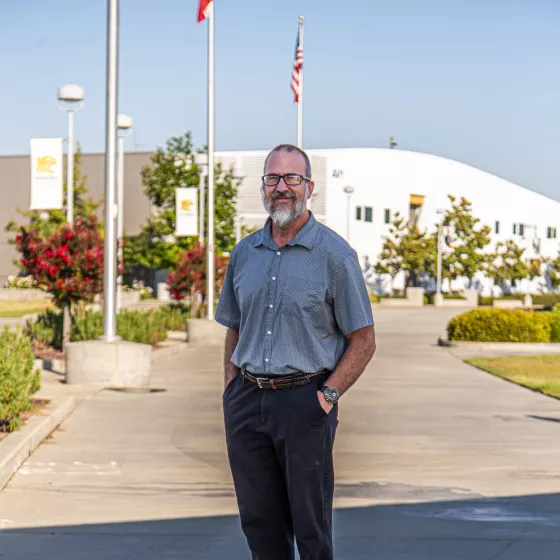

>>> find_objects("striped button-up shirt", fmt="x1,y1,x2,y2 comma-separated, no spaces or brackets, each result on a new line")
215,214,374,376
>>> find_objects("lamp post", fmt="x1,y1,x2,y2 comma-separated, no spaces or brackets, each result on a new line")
57,84,84,349
194,153,208,245
436,209,446,296
342,186,355,243
116,113,133,313
57,84,85,224
434,208,446,307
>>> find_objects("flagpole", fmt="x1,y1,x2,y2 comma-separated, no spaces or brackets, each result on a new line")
206,1,215,320
297,15,304,149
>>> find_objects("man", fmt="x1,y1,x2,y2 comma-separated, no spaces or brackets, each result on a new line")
216,144,376,560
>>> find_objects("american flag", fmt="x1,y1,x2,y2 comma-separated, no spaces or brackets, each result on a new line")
197,0,212,22
291,27,304,104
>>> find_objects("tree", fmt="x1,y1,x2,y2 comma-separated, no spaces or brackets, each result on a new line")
487,240,529,290
375,212,435,289
124,132,240,270
166,244,228,316
435,195,492,287
6,144,102,243
15,216,104,310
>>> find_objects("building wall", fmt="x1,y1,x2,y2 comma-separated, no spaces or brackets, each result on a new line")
0,152,153,283
1,147,559,294
307,148,560,293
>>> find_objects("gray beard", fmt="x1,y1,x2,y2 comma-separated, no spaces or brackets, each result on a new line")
261,184,308,229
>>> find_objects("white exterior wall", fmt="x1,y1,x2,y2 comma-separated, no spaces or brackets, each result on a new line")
217,147,560,295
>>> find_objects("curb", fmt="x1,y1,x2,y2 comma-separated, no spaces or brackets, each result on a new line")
0,396,78,491
438,338,560,353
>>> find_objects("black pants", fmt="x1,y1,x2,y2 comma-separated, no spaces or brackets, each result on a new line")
223,373,338,560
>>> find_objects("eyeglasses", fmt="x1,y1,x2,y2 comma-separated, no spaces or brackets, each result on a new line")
262,173,310,187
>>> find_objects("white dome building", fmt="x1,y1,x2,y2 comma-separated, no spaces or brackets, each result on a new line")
217,148,560,295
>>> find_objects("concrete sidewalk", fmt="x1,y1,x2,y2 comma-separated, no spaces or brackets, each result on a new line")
0,308,559,558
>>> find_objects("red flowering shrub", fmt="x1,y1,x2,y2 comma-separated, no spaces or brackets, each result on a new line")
15,215,104,309
166,244,228,303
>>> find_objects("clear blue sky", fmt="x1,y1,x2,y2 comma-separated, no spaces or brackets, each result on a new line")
1,0,559,199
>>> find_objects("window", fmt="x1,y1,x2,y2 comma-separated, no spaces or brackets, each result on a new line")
513,224,517,235
495,221,500,234
547,227,558,239
356,207,362,221
364,207,373,222
519,224,525,237
409,194,425,227
384,209,391,224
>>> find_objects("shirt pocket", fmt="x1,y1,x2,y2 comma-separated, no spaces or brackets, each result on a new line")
281,275,327,317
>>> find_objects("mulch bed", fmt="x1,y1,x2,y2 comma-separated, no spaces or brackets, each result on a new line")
0,398,51,442
32,341,64,361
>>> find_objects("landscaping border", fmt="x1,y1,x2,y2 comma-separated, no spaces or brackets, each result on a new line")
35,336,189,375
0,396,79,491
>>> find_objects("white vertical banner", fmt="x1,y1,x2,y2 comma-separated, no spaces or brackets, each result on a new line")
29,138,64,209
175,188,198,237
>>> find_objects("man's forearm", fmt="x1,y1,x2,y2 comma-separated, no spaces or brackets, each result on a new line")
325,326,376,397
224,328,240,388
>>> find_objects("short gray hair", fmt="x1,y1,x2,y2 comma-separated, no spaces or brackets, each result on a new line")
264,144,312,179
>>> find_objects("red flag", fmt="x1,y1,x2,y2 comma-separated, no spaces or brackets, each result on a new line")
197,0,212,22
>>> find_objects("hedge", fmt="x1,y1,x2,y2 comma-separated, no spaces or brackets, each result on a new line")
532,294,560,307
0,327,41,432
447,308,557,343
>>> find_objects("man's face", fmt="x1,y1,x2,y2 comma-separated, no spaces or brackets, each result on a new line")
261,150,315,229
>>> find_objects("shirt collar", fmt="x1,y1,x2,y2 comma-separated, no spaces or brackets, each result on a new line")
254,212,319,251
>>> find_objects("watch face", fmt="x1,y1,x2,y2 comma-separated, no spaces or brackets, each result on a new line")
323,387,338,402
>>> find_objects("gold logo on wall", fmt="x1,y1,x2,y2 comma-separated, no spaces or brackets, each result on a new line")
180,199,194,212
37,156,57,174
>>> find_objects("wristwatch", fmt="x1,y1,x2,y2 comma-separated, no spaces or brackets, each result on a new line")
320,386,340,405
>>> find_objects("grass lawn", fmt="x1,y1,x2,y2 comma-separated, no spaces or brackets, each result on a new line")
0,299,53,318
466,354,560,400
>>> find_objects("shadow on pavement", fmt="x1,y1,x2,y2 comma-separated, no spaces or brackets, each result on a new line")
1,492,559,559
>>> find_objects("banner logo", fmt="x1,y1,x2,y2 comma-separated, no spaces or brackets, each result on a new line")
36,156,57,174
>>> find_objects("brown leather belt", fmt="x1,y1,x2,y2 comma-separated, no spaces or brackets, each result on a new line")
242,369,329,390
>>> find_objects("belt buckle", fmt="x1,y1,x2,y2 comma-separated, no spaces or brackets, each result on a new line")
256,377,268,389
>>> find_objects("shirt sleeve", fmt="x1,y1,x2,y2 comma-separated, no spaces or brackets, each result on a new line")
215,262,241,330
332,252,374,336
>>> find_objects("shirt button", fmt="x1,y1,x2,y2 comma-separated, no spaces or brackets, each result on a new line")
269,304,273,308
265,358,269,362
267,331,272,335
277,251,281,256
272,277,276,281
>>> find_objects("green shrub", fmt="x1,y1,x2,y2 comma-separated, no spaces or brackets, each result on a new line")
28,307,175,350
26,309,62,350
548,312,560,342
117,310,168,345
154,304,189,331
533,293,560,307
478,296,494,306
368,293,380,304
448,308,551,343
0,327,41,432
